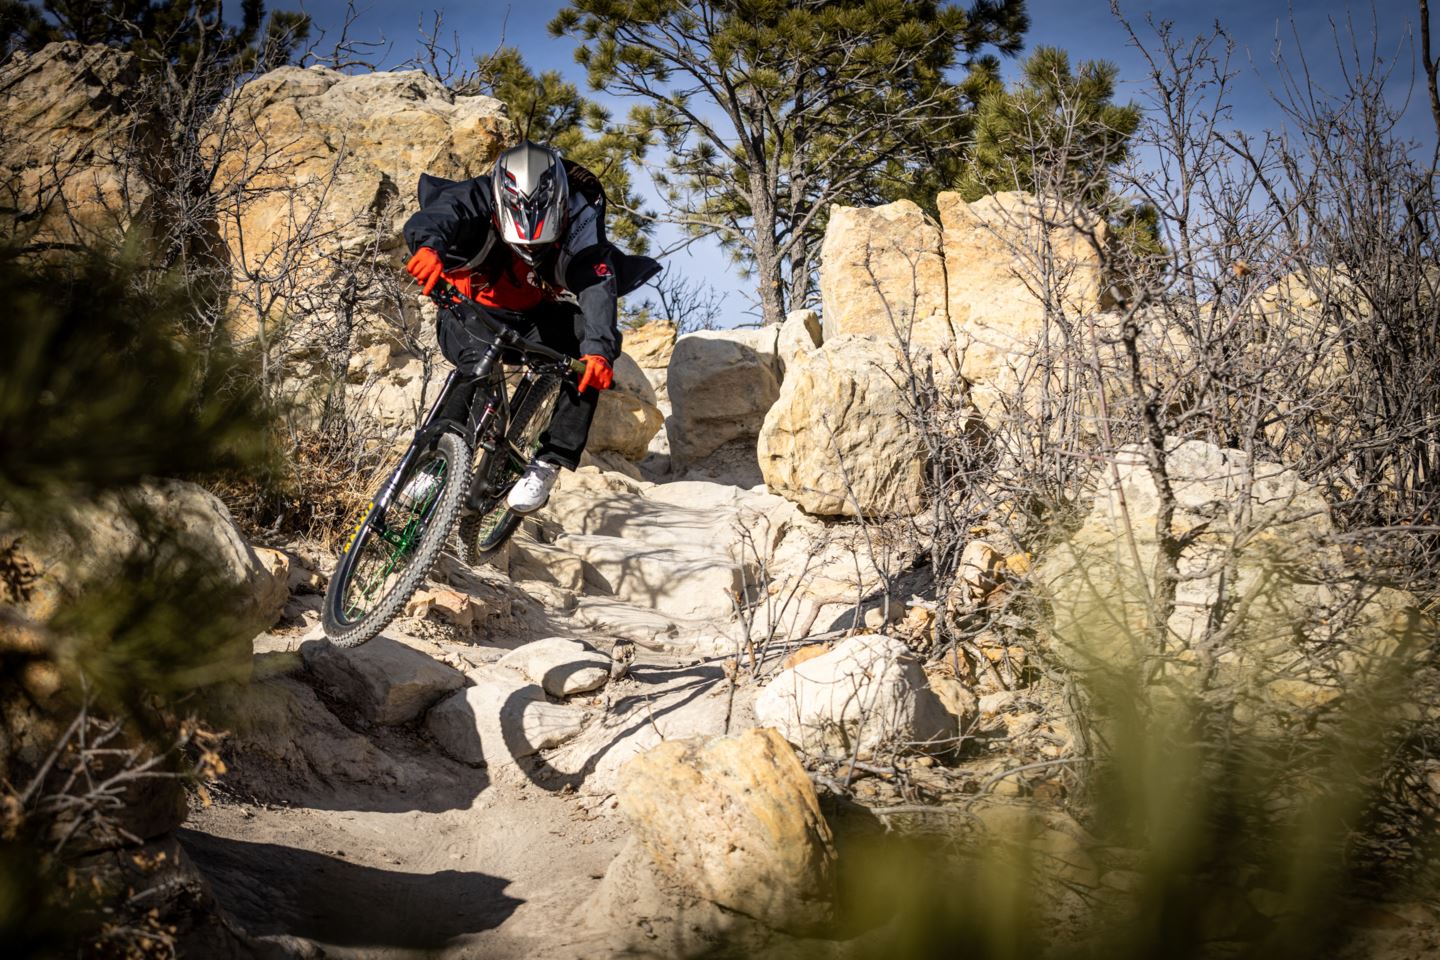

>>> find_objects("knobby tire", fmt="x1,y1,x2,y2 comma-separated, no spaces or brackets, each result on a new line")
321,431,471,647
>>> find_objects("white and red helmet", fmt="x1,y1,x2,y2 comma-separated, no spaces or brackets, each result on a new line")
491,140,570,264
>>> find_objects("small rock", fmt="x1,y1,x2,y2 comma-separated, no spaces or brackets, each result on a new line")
497,637,610,697
300,637,465,725
959,539,1003,602
781,643,831,671
251,547,291,625
977,690,1020,716
923,666,978,727
861,603,903,631
404,588,482,631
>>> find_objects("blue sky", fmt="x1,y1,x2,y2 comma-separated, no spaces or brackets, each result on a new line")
290,1,1437,322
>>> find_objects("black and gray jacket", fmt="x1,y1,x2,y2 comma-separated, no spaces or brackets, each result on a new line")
402,160,659,362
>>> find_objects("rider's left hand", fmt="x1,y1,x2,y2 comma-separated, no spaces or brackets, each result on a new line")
577,354,614,393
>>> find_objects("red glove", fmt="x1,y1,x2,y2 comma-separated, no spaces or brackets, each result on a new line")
405,247,445,295
577,354,614,393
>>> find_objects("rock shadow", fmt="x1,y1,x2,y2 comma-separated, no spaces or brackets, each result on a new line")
506,661,727,793
179,830,522,950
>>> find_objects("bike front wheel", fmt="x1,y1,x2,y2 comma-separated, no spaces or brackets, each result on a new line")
322,431,471,647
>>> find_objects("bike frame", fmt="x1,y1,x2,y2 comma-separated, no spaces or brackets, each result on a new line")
367,284,585,527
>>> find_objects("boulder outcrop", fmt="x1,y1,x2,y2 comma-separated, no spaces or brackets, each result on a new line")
666,331,781,474
819,199,951,347
217,66,511,288
938,190,1108,393
214,66,512,428
300,636,465,725
7,481,288,646
622,319,678,369
757,334,932,517
607,728,836,930
755,634,955,759
0,42,144,251
1037,439,1421,713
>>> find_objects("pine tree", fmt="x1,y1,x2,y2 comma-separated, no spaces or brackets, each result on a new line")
551,0,1029,325
958,46,1139,205
1,1,310,76
472,46,653,252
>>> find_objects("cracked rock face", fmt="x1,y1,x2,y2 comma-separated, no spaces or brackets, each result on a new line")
819,198,951,348
0,41,145,251
757,334,934,518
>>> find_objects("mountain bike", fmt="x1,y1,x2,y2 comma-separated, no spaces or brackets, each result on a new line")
321,283,585,647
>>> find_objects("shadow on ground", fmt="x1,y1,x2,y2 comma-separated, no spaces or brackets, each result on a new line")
179,830,522,951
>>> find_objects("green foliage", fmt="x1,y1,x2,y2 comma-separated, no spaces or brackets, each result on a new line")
0,244,276,953
1,0,310,76
957,46,1140,205
552,0,1030,323
472,46,653,252
0,244,271,522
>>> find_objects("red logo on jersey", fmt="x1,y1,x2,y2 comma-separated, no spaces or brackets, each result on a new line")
593,262,611,277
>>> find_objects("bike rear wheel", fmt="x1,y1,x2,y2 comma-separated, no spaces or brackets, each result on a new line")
322,431,471,647
455,374,563,564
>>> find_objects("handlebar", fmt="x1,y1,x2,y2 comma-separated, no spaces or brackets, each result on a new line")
430,281,588,377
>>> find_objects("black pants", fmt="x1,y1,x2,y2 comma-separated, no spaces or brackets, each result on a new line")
436,300,597,470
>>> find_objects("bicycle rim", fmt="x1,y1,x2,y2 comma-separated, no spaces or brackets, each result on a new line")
324,432,469,643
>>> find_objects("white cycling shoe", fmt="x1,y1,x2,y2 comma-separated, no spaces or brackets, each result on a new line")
507,460,560,514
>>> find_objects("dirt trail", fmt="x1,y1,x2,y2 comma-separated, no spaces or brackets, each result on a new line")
179,473,782,957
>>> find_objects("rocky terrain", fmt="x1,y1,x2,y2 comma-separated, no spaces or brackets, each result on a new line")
4,42,1438,960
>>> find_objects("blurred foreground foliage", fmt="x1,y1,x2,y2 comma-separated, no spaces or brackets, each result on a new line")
823,602,1439,960
0,243,275,956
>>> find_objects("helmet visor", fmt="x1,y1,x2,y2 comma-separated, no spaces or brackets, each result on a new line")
499,167,559,244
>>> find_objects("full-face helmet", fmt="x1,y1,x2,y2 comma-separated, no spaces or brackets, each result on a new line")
491,140,570,264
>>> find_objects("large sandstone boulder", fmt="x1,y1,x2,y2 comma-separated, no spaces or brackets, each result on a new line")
217,66,510,284
588,354,664,461
622,320,678,369
214,66,512,427
7,481,288,642
611,728,836,930
755,634,955,760
0,42,145,251
758,334,933,517
938,191,1108,392
820,199,951,347
666,332,781,471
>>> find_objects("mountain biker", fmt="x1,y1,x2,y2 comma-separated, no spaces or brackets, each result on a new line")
402,141,659,514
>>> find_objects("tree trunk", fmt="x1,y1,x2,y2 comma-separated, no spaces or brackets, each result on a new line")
749,182,787,326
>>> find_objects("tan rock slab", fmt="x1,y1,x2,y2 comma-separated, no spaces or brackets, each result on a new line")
820,200,951,347
757,334,931,517
300,636,465,725
616,728,837,929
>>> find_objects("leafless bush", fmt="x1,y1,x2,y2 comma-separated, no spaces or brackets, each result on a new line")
624,264,727,333
831,7,1440,890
